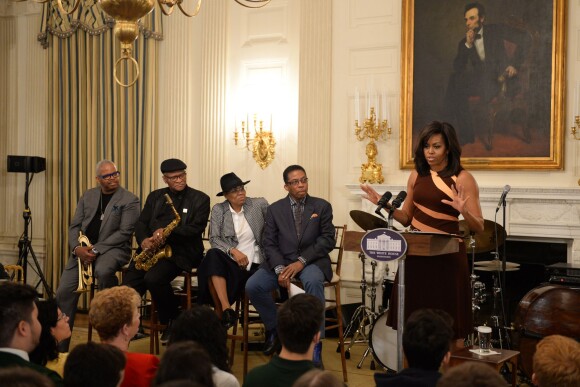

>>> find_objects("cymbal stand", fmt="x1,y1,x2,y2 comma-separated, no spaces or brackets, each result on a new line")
342,252,378,369
493,208,511,349
467,233,483,346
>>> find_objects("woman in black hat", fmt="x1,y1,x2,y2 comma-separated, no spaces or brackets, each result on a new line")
197,173,269,328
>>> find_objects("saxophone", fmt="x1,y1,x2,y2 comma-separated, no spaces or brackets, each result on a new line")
75,231,94,293
134,193,181,271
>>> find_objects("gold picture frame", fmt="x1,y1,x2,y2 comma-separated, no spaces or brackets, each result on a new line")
400,0,566,170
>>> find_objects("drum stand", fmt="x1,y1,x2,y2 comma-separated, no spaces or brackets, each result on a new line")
342,252,381,370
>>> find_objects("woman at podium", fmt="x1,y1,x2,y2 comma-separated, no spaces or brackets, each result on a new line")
361,121,484,340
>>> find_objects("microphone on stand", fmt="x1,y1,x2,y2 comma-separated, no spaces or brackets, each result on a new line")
495,185,511,213
374,191,392,218
391,191,407,210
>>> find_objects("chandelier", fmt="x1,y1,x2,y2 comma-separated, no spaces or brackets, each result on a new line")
13,0,271,86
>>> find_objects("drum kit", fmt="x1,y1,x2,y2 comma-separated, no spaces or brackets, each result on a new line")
345,211,519,372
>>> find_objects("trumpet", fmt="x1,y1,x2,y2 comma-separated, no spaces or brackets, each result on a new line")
75,231,94,293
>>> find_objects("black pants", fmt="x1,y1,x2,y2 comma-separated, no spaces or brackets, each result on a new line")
123,258,183,324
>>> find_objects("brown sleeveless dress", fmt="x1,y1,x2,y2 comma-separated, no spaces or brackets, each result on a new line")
386,170,472,339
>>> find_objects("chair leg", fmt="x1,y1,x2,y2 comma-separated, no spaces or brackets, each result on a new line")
335,284,348,382
87,283,95,342
243,294,250,378
229,297,241,366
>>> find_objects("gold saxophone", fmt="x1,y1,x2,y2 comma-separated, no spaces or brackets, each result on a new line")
75,231,94,293
134,194,181,271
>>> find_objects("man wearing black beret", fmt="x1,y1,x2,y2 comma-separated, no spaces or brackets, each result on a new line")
123,158,210,343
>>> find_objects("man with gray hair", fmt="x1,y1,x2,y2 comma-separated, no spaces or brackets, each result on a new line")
56,160,140,350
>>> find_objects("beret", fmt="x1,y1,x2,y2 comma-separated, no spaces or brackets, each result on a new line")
160,158,187,173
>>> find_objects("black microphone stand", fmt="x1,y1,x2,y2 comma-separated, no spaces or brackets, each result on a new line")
16,172,53,298
493,196,510,349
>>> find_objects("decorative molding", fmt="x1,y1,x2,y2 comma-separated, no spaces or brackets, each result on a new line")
348,45,397,75
0,2,42,18
348,0,393,28
240,1,288,47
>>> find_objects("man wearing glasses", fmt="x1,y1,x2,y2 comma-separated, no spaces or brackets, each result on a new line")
245,165,335,367
56,160,140,351
123,158,210,343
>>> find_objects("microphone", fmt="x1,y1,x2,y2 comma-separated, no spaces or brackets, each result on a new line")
374,191,392,217
495,185,511,213
391,191,407,210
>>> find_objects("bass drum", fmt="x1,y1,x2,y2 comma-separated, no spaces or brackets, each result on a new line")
512,284,580,379
369,312,399,372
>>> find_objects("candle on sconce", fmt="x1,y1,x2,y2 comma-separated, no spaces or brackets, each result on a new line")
355,88,360,123
575,84,579,116
270,114,273,132
382,91,387,123
366,90,370,118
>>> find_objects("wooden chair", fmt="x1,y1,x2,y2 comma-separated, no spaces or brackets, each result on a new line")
4,264,24,283
228,225,348,382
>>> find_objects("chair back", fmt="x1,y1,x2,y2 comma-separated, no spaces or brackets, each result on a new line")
331,225,346,276
4,264,24,283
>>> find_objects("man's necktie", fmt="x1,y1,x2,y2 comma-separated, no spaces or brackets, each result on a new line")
292,203,302,239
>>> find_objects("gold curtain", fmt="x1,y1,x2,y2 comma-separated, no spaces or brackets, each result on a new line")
39,0,162,294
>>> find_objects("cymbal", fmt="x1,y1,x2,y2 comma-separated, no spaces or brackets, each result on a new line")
475,263,519,272
475,260,520,269
459,219,507,254
350,210,388,231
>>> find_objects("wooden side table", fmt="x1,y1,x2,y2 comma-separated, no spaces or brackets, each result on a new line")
450,346,520,387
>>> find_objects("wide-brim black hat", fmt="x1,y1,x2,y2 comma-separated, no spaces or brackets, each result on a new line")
217,172,250,196
160,158,187,174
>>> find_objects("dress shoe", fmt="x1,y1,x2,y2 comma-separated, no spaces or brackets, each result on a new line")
221,308,237,329
160,320,173,345
263,330,281,356
312,342,324,369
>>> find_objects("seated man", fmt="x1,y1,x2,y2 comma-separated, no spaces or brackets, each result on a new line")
532,334,580,387
245,165,335,365
0,282,63,386
56,160,140,351
243,294,323,387
64,342,126,387
374,308,454,387
123,158,210,343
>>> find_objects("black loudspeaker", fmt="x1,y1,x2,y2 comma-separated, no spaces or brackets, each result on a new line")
7,155,46,173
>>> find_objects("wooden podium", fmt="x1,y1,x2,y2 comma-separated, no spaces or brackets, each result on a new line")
344,229,460,370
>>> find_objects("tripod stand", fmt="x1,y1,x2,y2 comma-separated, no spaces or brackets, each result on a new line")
16,172,53,298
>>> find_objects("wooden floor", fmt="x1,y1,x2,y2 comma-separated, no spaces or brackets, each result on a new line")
72,313,378,386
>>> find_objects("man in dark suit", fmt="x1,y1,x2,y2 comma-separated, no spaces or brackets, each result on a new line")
0,282,63,386
56,160,140,350
444,2,530,147
123,158,210,343
245,165,335,366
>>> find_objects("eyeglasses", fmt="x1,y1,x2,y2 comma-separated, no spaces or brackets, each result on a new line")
286,177,309,186
57,312,67,322
98,171,121,180
227,186,246,194
164,172,187,182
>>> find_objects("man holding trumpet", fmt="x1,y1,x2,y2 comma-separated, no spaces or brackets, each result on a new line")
56,160,140,351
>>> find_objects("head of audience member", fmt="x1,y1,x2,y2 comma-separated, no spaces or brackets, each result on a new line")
277,294,324,356
532,334,580,387
153,341,215,387
29,299,71,366
88,286,141,351
292,369,343,387
168,305,230,372
403,308,454,371
283,165,308,201
95,160,120,195
413,121,463,178
63,342,126,387
436,361,506,387
0,282,41,353
161,158,188,193
0,366,54,387
217,172,250,210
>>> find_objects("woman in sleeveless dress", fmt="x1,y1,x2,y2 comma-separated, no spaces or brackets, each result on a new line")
361,121,484,339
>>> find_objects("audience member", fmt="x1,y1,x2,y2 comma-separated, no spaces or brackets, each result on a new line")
243,294,324,387
63,342,126,387
168,305,239,387
56,160,140,351
436,361,507,387
197,172,268,328
245,165,335,366
374,308,454,387
29,299,72,376
292,369,343,387
0,282,63,386
89,286,159,387
153,341,215,387
0,366,54,387
532,334,580,387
